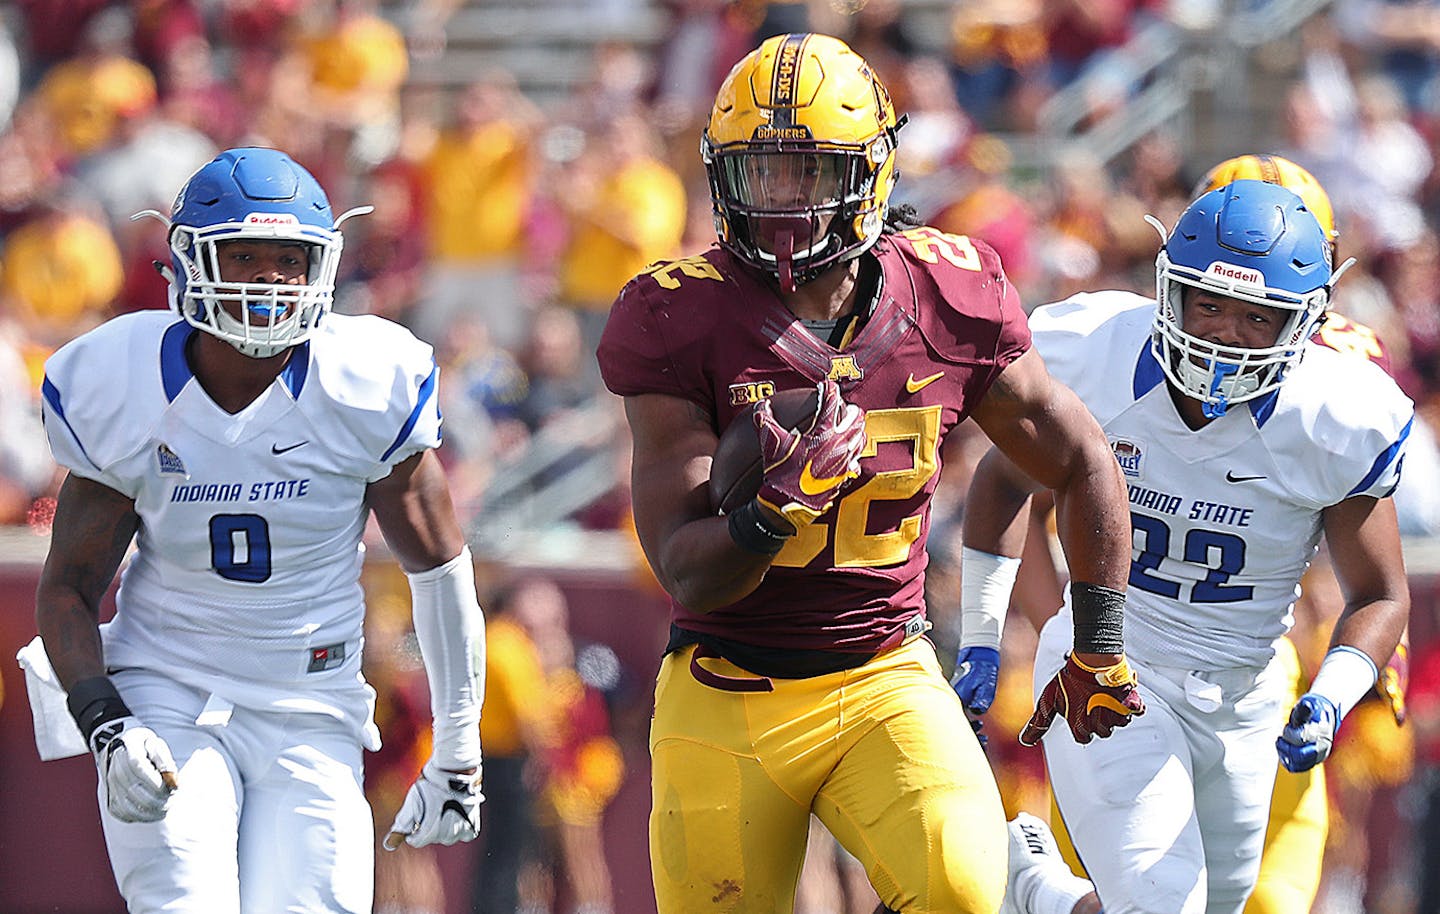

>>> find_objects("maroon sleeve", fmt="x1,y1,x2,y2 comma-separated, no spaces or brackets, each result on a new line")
991,251,1031,376
596,277,688,399
596,253,738,413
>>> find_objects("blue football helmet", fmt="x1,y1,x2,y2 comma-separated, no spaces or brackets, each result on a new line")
1150,178,1350,417
147,147,367,358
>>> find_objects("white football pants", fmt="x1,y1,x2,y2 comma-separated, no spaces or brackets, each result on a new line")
1035,611,1290,914
100,669,374,913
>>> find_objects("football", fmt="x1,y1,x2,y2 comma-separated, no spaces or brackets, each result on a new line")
708,386,821,514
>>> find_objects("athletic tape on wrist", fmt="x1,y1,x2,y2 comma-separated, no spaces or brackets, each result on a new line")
728,499,792,556
1309,645,1379,720
1070,581,1126,655
65,676,132,744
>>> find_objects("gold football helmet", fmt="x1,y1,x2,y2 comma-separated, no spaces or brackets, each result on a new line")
702,33,904,291
1196,154,1337,243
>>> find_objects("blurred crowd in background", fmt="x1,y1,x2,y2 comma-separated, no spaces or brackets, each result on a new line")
7,0,1440,912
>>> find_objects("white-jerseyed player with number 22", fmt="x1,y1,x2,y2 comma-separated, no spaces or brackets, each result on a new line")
954,180,1412,914
24,147,485,912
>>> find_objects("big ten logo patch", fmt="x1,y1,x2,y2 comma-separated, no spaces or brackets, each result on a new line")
729,380,776,406
1111,437,1145,479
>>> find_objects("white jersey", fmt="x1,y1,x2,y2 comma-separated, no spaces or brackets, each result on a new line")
1033,291,1414,670
41,311,441,736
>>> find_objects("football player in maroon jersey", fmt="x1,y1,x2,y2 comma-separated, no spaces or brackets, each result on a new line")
597,33,1144,914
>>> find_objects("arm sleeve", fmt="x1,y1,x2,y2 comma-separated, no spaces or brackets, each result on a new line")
408,546,485,771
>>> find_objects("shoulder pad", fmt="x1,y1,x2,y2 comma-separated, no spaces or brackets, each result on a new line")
42,312,176,481
598,247,736,403
306,314,441,472
881,227,1029,369
1272,345,1415,505
1028,291,1156,422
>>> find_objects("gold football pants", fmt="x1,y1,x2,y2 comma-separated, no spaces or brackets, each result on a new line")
649,639,1007,914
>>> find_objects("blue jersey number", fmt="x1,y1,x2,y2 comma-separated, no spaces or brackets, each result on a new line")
210,514,272,583
1128,515,1253,603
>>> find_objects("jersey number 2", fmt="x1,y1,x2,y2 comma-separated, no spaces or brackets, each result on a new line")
773,406,942,569
1129,514,1252,603
210,514,272,583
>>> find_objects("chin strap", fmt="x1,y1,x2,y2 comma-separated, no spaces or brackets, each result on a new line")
775,227,797,293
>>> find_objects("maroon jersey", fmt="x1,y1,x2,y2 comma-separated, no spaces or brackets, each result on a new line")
598,227,1030,659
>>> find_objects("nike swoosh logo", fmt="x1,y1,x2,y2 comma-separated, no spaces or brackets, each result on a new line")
1225,471,1265,483
798,461,850,496
1086,693,1137,717
271,441,309,455
906,371,944,393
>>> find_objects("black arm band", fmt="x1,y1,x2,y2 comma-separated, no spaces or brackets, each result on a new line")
66,676,132,744
727,499,792,556
1070,582,1126,655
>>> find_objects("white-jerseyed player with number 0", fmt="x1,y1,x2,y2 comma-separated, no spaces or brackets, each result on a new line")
24,147,486,913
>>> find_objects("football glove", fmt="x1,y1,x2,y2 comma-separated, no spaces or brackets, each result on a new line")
951,646,1001,716
1020,653,1146,746
1276,693,1339,773
89,715,178,823
754,379,866,531
1378,642,1408,726
384,760,484,850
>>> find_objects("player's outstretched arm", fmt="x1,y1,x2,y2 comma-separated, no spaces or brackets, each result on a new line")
1279,494,1409,772
38,474,179,821
970,348,1144,744
950,446,1043,717
624,392,782,612
367,450,484,848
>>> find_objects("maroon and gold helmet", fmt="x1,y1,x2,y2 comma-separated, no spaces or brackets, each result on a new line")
702,33,904,292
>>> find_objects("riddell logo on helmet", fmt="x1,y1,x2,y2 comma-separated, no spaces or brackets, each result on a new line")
754,125,812,141
245,213,300,225
1205,261,1264,285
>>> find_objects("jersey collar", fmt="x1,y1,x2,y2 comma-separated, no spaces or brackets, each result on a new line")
160,320,311,403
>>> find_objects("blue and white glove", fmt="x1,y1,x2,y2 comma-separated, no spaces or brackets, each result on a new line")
384,759,484,850
951,646,1001,716
1276,693,1339,773
90,715,179,823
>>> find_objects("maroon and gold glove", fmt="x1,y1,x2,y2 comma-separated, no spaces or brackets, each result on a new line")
754,379,866,531
1019,653,1146,746
1379,641,1408,726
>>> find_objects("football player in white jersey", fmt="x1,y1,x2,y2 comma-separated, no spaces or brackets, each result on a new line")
29,147,486,913
954,180,1412,914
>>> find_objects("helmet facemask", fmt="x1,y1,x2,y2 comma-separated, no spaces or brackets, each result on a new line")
170,220,344,358
1152,250,1329,418
704,138,893,292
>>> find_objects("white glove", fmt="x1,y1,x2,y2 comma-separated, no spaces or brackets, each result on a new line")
89,715,178,823
384,759,483,850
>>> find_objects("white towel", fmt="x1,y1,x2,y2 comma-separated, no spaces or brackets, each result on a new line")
15,636,88,760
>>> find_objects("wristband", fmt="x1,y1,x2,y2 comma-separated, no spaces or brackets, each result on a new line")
66,675,132,744
728,499,792,556
960,546,1022,650
1308,645,1379,720
1070,581,1125,655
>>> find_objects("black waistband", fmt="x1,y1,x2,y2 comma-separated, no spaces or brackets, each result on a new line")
665,624,876,679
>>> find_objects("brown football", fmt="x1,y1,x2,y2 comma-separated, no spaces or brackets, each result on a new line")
708,386,821,514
